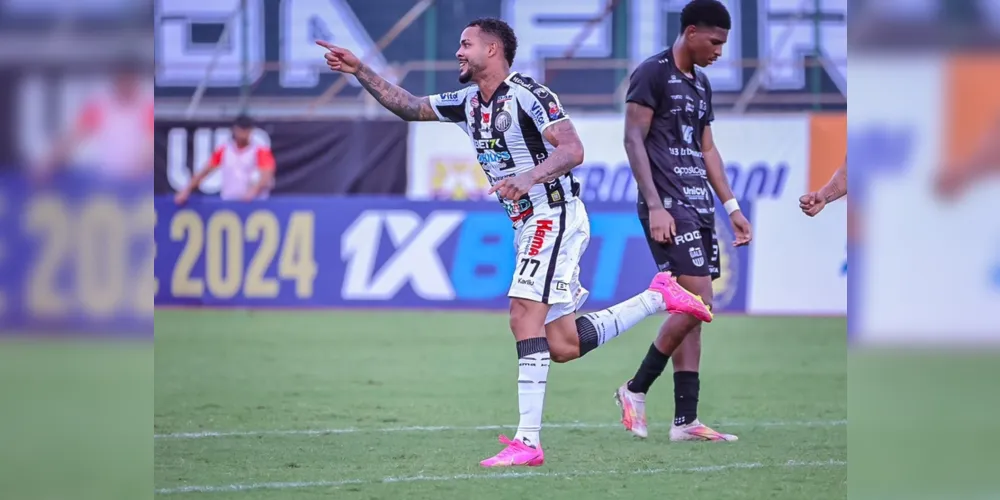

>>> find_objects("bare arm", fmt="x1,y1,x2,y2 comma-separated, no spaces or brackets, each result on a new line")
623,102,662,208
529,120,585,184
818,162,847,203
702,125,737,206
246,169,274,198
183,164,216,193
354,63,438,122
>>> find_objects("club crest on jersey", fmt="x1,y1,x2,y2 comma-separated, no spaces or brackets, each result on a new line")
494,110,512,132
548,102,560,119
533,87,549,99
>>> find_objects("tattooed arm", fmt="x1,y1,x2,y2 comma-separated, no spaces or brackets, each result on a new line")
490,120,583,201
818,162,847,202
317,41,437,121
354,63,438,121
529,120,585,184
800,159,846,217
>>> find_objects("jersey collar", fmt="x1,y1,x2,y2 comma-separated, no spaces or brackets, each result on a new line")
663,47,697,82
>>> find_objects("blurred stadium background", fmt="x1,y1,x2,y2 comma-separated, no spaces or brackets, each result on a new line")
149,1,849,498
1,0,999,498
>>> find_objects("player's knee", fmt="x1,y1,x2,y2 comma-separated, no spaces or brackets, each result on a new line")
508,299,540,336
684,326,702,348
700,296,714,313
548,344,577,364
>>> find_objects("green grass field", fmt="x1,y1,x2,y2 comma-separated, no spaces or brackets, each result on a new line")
154,310,846,499
0,339,152,500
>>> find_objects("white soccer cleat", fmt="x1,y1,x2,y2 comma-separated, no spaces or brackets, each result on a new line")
669,419,739,442
614,383,648,439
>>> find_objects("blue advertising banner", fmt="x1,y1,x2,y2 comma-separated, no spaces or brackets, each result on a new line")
154,197,751,313
0,174,153,337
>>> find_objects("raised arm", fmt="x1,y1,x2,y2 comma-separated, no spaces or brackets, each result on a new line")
317,41,437,122
353,64,438,121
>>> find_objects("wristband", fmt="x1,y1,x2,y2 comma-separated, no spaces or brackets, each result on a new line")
723,198,741,215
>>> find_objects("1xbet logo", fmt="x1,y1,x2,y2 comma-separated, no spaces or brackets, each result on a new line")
341,210,463,300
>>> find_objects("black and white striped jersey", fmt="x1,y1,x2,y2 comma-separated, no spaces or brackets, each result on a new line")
428,72,581,228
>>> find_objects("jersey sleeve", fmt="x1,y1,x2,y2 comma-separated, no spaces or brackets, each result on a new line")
256,147,276,171
208,147,225,168
427,87,472,123
515,83,568,134
704,76,715,124
75,101,102,134
626,61,663,110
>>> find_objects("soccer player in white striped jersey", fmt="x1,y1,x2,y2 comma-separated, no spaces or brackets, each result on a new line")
318,17,714,467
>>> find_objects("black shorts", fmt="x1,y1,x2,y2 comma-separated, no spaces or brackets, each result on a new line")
639,218,721,280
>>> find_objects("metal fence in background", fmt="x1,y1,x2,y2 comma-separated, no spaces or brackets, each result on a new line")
153,0,848,119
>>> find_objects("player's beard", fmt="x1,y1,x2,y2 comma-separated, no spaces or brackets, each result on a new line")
458,61,478,84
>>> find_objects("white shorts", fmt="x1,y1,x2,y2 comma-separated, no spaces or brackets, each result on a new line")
507,197,591,325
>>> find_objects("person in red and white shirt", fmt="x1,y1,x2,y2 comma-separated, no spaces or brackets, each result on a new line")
174,115,276,204
40,60,153,180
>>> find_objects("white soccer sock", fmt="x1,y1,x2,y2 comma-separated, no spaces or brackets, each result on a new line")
513,338,549,448
577,290,663,353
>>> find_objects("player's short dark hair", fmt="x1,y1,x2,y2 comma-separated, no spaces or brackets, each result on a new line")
680,0,732,31
467,17,518,66
233,115,255,129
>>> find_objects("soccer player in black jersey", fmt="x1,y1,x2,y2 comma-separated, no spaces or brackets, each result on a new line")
614,0,752,442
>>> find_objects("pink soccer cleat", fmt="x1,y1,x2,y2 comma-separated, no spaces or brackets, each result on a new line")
648,272,713,322
479,435,545,468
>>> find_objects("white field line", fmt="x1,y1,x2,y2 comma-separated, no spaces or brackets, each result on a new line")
155,419,846,440
155,458,847,494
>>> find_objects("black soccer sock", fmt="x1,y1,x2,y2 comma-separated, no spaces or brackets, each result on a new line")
673,371,700,426
626,344,670,394
575,316,600,357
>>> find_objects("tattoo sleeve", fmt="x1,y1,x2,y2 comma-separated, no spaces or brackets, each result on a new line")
354,63,437,121
532,120,585,184
820,163,847,202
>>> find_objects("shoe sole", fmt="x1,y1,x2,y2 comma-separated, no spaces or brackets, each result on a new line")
669,432,739,442
480,456,545,468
